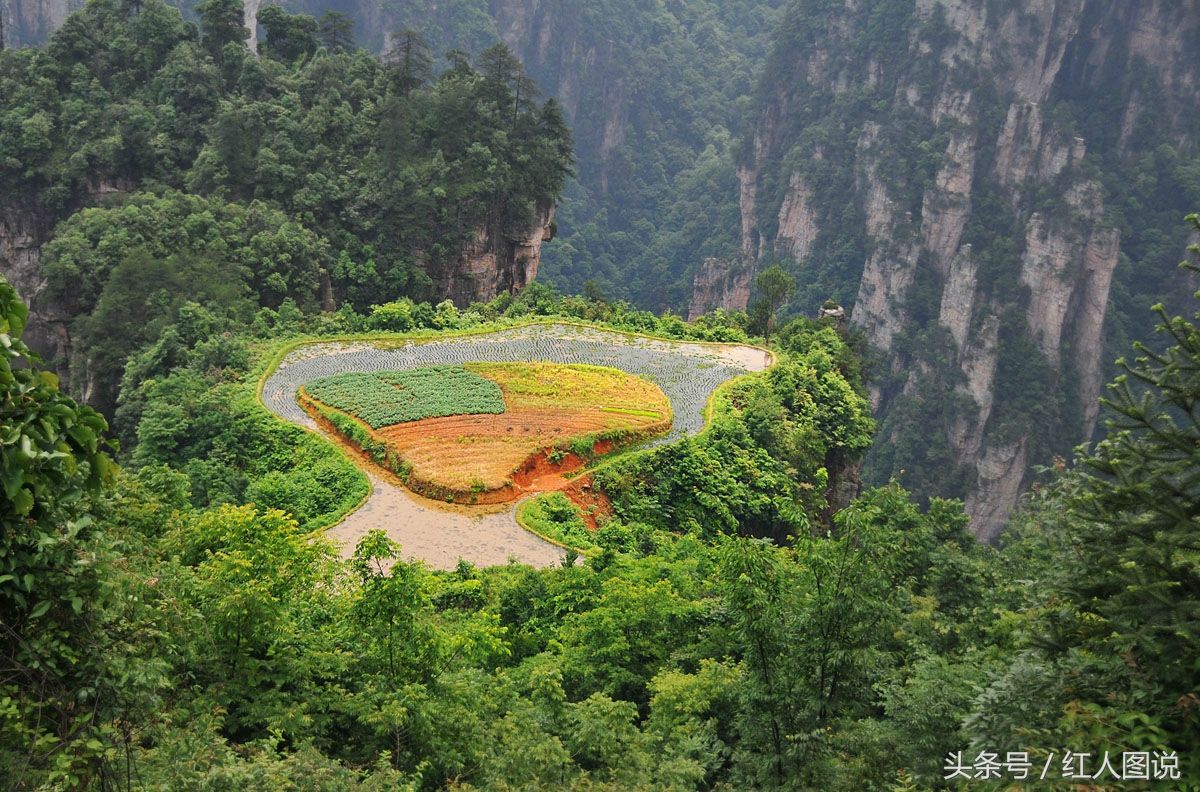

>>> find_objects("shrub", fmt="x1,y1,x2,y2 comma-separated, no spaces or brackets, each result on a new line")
520,492,596,551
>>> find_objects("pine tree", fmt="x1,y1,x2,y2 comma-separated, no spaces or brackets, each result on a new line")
385,29,431,97
1064,213,1200,757
195,0,247,60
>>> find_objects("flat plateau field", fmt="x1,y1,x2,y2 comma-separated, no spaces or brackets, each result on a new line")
260,324,773,568
301,362,671,500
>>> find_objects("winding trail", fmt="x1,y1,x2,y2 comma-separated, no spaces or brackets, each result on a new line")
261,324,772,569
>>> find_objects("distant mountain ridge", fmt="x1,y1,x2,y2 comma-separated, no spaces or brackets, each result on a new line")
728,0,1200,537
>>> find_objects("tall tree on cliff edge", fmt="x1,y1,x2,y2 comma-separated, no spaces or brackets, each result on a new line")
195,0,247,60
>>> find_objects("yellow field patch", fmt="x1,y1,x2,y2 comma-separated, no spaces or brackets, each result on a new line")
308,362,672,502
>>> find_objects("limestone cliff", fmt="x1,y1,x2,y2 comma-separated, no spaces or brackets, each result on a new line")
0,199,63,365
737,0,1200,538
687,257,754,320
0,178,131,376
434,203,557,307
0,0,75,47
485,0,632,193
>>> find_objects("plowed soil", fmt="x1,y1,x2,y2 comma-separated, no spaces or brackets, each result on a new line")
311,363,671,503
379,406,656,499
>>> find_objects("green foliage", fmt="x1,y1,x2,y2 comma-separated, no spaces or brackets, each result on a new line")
0,276,131,787
750,262,796,340
1,0,573,400
971,228,1200,781
111,304,369,529
11,270,1140,789
519,492,597,551
259,6,319,63
4,3,1199,786
597,319,872,540
305,366,505,428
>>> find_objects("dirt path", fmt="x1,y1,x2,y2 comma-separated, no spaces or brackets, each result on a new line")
329,470,566,570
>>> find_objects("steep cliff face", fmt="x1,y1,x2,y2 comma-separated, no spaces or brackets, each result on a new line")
480,0,782,307
434,203,556,307
1,0,73,47
0,200,62,363
487,1,626,189
687,256,753,320
737,0,1200,538
0,178,130,374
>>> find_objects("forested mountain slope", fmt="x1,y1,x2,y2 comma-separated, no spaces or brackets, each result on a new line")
4,0,1198,537
0,0,571,413
729,0,1200,537
4,0,783,309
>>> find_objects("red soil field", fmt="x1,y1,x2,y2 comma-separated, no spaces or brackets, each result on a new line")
378,408,649,502
307,363,671,504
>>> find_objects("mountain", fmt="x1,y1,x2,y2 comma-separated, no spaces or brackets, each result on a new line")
5,0,783,308
728,0,1200,537
0,1,570,413
5,0,1198,536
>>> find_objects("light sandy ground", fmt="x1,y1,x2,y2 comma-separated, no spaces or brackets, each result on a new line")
329,470,566,570
672,340,772,370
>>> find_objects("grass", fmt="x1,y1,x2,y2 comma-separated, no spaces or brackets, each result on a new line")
464,361,667,414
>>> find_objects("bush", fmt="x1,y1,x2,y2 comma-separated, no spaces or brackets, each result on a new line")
519,492,596,551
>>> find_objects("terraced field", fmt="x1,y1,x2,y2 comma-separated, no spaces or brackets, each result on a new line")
261,323,772,568
368,363,672,496
300,362,670,497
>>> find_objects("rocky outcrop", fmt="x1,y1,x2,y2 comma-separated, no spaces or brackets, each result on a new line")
775,172,819,261
687,256,753,320
434,203,556,307
487,0,627,190
0,200,67,368
736,0,1200,539
1,0,74,47
1,180,130,376
852,122,923,355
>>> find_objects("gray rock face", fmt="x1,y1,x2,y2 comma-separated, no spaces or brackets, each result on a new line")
734,0,1200,539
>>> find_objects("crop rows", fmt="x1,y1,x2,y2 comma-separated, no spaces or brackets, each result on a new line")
304,366,505,428
264,324,765,445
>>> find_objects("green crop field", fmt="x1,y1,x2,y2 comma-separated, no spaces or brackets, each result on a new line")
303,366,505,428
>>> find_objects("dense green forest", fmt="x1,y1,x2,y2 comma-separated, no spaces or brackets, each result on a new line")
4,220,1199,787
2,1,1199,789
0,0,571,409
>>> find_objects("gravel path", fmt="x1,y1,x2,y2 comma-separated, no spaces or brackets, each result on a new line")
261,324,772,569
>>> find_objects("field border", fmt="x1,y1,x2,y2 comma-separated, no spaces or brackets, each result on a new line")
252,317,778,547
